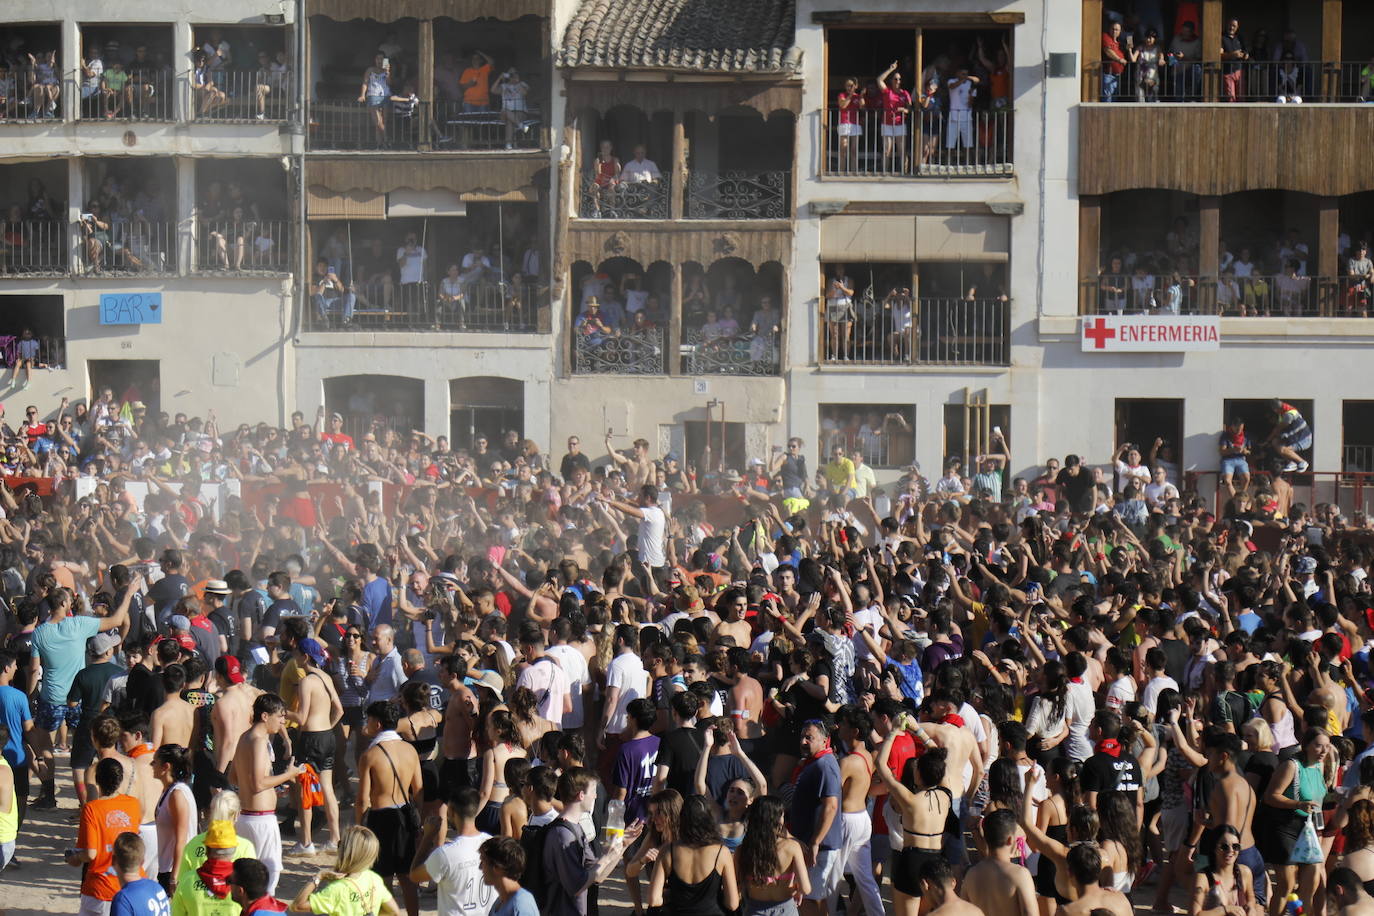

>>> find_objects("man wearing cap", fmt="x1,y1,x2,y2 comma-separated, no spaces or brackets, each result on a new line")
232,695,300,897
69,632,126,801
201,580,238,663
319,411,354,453
171,818,252,916
289,638,342,854
212,655,259,788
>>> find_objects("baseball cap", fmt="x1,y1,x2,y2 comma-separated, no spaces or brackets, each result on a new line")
89,631,122,656
299,637,327,667
1296,556,1318,575
205,820,238,849
170,614,191,631
174,634,198,653
216,655,245,685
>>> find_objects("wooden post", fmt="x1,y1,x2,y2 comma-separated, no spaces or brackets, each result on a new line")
1322,0,1342,101
668,263,682,376
418,19,434,151
1198,196,1220,314
1081,0,1103,102
1079,194,1102,314
1202,0,1222,102
1317,196,1340,316
670,110,686,220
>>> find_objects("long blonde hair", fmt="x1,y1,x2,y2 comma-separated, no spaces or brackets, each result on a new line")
335,825,380,875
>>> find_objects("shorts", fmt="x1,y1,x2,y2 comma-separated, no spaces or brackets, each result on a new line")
1281,430,1313,452
1238,844,1269,907
1160,804,1191,851
366,96,389,109
0,840,12,870
71,728,97,769
297,729,336,772
895,846,944,897
420,759,440,801
365,806,418,879
880,123,906,138
825,301,853,322
236,812,282,895
475,799,502,835
36,698,80,731
745,898,799,916
837,122,861,137
139,823,159,876
1220,456,1250,477
341,706,364,730
441,755,480,791
804,847,844,900
943,796,968,866
78,895,111,916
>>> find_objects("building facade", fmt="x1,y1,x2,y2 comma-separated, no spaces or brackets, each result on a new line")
5,0,1374,501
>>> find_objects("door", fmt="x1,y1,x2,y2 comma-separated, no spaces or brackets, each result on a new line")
88,359,160,415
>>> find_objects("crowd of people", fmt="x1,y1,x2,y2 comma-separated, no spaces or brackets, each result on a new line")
1,390,1373,916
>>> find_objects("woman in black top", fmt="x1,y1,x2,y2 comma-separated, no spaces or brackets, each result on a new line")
649,795,740,916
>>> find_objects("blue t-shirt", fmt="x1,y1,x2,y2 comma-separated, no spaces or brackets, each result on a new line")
0,683,29,765
494,888,540,916
362,577,393,629
789,751,843,849
111,878,171,916
1236,610,1262,635
30,614,101,705
883,655,925,705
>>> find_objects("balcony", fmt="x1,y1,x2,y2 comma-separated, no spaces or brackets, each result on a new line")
1079,275,1371,318
0,221,68,277
1085,60,1373,104
80,219,177,276
820,297,1010,367
821,109,1013,178
194,220,291,275
70,69,176,122
185,70,291,122
684,172,789,220
307,100,544,152
680,327,779,376
578,176,670,220
572,328,665,375
1,69,61,120
307,280,540,333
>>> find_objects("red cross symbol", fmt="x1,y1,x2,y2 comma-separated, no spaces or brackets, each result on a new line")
1084,317,1116,350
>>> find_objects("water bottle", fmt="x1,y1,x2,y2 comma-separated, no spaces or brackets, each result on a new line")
604,798,625,845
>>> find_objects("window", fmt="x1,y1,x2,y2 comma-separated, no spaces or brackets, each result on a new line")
942,402,1009,472
1114,398,1183,470
89,360,160,415
1344,401,1374,472
818,404,915,469
450,377,523,452
1224,398,1314,472
684,421,747,474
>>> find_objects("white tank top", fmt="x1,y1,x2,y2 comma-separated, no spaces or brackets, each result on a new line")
155,781,194,872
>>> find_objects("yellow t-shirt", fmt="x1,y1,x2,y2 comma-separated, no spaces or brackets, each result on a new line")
279,657,307,708
823,457,855,490
309,869,391,916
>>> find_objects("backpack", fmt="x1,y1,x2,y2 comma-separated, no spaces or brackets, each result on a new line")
520,816,573,907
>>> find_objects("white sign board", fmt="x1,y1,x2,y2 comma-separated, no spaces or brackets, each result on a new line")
1081,315,1221,352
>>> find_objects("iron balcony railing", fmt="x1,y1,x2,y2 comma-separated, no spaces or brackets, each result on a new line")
307,279,539,332
680,327,781,376
80,219,177,275
307,99,426,151
1086,59,1372,104
579,174,670,220
0,334,65,370
2,67,61,119
821,296,1010,367
823,107,1013,177
195,219,290,274
1080,275,1367,317
185,69,291,121
429,99,542,150
573,328,665,375
71,68,175,121
684,171,789,219
0,220,69,276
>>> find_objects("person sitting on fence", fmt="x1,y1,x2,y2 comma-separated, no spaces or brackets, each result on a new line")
101,60,129,119
492,68,529,150
311,258,355,327
190,51,227,117
13,328,44,388
437,263,466,328
80,46,104,116
125,45,160,116
253,50,281,121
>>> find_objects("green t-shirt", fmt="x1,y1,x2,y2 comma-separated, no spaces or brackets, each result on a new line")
69,660,123,726
309,870,391,916
103,70,130,92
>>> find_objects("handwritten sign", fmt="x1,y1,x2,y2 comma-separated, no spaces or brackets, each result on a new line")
100,293,163,325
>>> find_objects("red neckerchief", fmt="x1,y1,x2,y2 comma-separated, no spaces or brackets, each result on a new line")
128,742,154,759
197,859,235,898
943,713,965,728
1069,677,1084,684
1096,739,1122,758
244,896,289,914
790,745,834,785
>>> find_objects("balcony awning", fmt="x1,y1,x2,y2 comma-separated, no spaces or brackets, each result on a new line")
308,0,546,22
305,156,547,199
306,187,385,219
819,214,1009,262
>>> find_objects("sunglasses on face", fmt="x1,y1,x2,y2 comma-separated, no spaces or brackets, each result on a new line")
1216,843,1241,853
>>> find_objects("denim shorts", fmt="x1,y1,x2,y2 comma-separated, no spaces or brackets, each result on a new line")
35,698,80,731
1220,456,1250,477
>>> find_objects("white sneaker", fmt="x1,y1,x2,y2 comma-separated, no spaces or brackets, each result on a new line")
287,842,317,857
1295,460,1309,472
1281,461,1299,472
1277,95,1289,104
255,112,265,120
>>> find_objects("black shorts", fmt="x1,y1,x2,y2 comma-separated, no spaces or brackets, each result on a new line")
341,707,364,730
440,756,480,791
365,806,418,879
297,729,336,772
895,846,944,897
192,749,231,810
71,730,96,769
475,799,502,835
419,759,440,802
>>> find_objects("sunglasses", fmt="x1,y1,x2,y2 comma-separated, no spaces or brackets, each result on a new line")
344,632,362,639
1216,843,1241,853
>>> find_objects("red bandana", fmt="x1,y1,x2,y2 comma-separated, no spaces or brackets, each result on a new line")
1069,677,1084,684
790,745,834,785
197,859,235,898
1096,739,1122,758
943,714,965,728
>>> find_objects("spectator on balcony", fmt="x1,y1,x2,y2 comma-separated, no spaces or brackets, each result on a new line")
700,310,729,347
396,232,428,312
883,287,915,361
202,30,231,71
27,50,59,118
390,80,421,146
1218,417,1251,496
0,64,17,119
254,50,288,121
1216,267,1241,314
125,45,159,116
1275,52,1303,104
717,305,741,338
207,206,251,271
1278,229,1309,275
459,51,494,112
492,68,529,150
1219,19,1248,102
1133,30,1163,102
835,77,864,173
682,272,708,327
944,66,980,156
312,259,355,327
25,179,58,222
629,310,658,335
101,60,129,119
1262,399,1312,473
1099,255,1128,313
1128,263,1156,312
80,202,112,273
1100,22,1127,103
1165,216,1197,264
358,55,393,148
975,35,1012,111
13,329,43,389
355,237,394,309
825,268,855,361
619,146,662,184
748,295,781,363
437,263,466,327
518,242,541,286
460,245,493,301
80,45,104,115
1346,241,1373,317
590,140,622,217
1159,272,1195,315
965,264,1009,301
917,76,942,167
1168,21,1202,100
876,61,911,174
191,51,227,117
434,53,461,102
574,298,612,346
1275,259,1311,316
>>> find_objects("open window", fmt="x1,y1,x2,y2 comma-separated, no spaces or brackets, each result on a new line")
1114,398,1184,470
1343,401,1374,472
1224,398,1314,471
942,400,1009,472
819,403,915,470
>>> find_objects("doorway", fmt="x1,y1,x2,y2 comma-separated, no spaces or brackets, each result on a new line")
1114,399,1184,465
1344,401,1374,472
89,360,160,414
1224,398,1315,472
450,377,523,452
324,375,424,443
684,420,746,473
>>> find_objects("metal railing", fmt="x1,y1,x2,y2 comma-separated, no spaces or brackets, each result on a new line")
1085,59,1370,103
684,171,789,219
80,219,176,274
196,219,290,273
1,68,61,119
307,99,426,151
0,220,69,276
72,68,175,121
429,99,541,150
185,69,291,121
306,279,539,332
821,297,1009,366
1079,275,1367,317
1346,446,1374,474
573,328,665,374
1183,470,1374,523
0,334,65,369
823,108,1013,177
578,175,670,219
680,327,781,376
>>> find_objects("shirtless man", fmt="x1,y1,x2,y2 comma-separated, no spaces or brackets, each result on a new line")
1331,868,1374,916
961,810,1037,916
923,691,984,866
1056,843,1133,916
82,714,137,806
119,713,162,877
715,592,753,648
212,655,260,779
359,700,424,916
231,693,301,897
921,857,985,916
290,637,343,853
1186,730,1267,906
438,654,480,790
605,432,654,488
836,707,883,916
724,647,765,752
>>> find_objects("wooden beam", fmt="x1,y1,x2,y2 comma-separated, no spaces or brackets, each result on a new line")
1198,196,1220,314
1322,0,1342,101
814,11,1025,26
839,201,1013,216
670,111,686,220
1079,195,1101,315
667,263,682,376
1317,196,1340,316
1201,0,1222,102
1082,0,1103,103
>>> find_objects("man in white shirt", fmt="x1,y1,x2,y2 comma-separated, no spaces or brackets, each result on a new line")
515,625,572,728
545,618,590,731
396,233,427,312
599,623,649,784
1139,647,1179,718
1064,653,1097,761
619,145,662,183
602,484,668,572
409,787,496,916
365,624,406,704
849,449,878,500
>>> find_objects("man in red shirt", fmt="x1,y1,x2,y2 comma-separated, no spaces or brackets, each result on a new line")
319,411,354,453
1101,21,1128,102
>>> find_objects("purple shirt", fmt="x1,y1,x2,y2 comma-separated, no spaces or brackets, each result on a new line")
920,633,964,676
613,734,661,823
